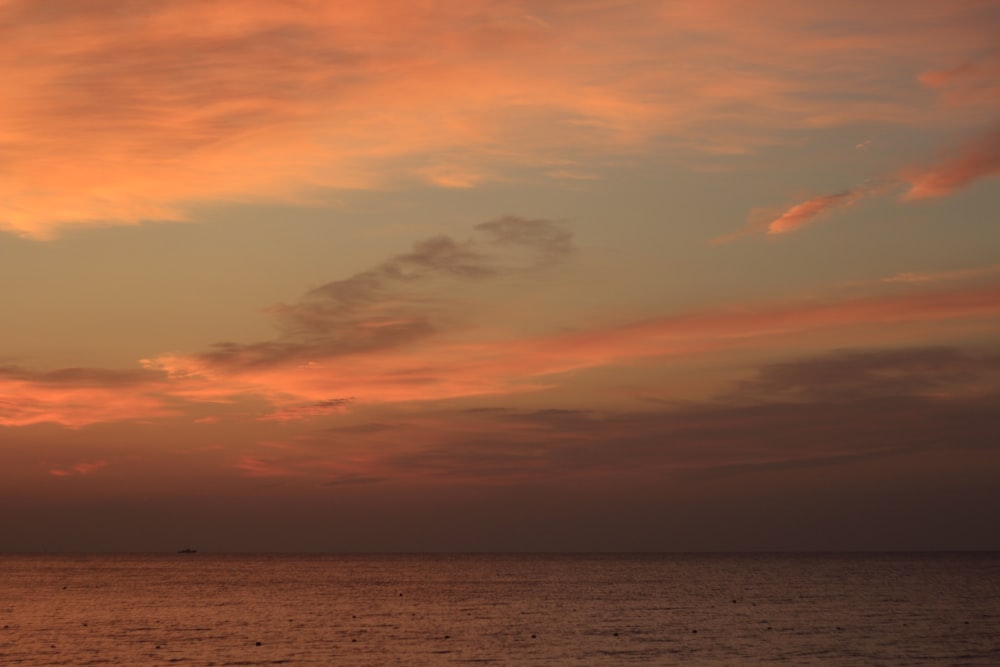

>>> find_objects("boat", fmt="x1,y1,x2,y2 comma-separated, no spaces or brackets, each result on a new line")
176,548,197,554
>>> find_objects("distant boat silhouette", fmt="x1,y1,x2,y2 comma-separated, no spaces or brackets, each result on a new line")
176,548,197,554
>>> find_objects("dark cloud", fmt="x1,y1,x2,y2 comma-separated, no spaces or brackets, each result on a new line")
199,316,434,368
319,475,386,487
730,346,1000,402
461,407,593,421
387,438,555,481
354,345,1000,482
198,217,572,369
303,215,572,310
388,393,1000,483
514,408,595,420
474,215,574,256
306,235,494,305
325,422,397,434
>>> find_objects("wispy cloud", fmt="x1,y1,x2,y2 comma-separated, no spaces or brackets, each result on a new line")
233,448,384,484
901,125,1000,200
730,346,1000,403
49,460,109,477
918,53,1000,106
718,38,1000,243
765,190,866,235
722,122,1000,241
3,1,998,237
714,186,870,243
188,216,572,370
234,456,294,479
260,398,354,423
5,219,1000,429
5,218,575,427
881,264,1000,284
0,366,171,428
144,281,1000,422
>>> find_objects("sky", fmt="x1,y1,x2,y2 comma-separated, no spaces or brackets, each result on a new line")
2,0,999,552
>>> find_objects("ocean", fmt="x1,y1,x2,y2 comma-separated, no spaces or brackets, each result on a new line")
1,553,998,665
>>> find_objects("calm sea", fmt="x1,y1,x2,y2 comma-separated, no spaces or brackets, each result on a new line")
1,553,998,666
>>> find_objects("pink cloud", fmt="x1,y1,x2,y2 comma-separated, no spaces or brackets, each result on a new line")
722,122,1000,242
918,53,1000,106
524,283,1000,372
714,185,871,243
920,63,977,89
765,189,865,235
901,126,1000,199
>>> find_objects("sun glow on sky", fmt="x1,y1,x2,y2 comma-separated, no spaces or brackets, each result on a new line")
2,0,999,552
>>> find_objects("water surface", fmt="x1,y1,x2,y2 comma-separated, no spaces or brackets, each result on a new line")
1,553,998,665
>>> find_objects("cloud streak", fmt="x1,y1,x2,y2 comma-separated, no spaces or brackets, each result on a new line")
715,186,871,243
918,52,1000,106
142,280,1000,423
731,347,1000,403
765,190,865,235
49,460,109,477
4,220,999,429
259,399,354,423
881,264,1000,284
724,122,1000,241
901,125,1000,200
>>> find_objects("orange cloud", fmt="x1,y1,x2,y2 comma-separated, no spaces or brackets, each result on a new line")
141,282,1000,421
3,0,997,237
766,190,865,235
0,369,173,428
525,283,1000,372
6,202,1000,430
4,279,999,429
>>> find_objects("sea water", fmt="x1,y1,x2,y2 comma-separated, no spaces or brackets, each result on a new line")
1,553,998,665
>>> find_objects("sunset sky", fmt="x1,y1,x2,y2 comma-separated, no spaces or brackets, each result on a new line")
2,0,999,552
